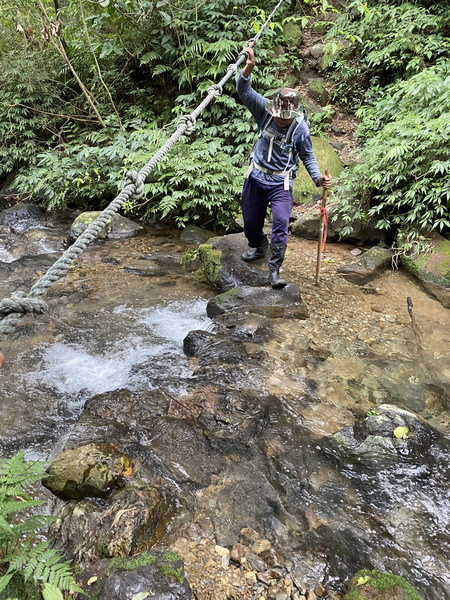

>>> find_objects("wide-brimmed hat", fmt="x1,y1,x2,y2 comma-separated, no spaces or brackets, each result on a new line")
265,87,303,119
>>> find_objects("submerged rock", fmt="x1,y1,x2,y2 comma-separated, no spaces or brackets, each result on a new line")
401,232,450,308
338,247,393,285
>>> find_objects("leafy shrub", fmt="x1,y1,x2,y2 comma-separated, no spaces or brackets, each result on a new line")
0,453,82,600
323,1,450,107
333,61,450,246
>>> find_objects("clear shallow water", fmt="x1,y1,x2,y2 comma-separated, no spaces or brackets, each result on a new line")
1,228,450,598
0,296,211,458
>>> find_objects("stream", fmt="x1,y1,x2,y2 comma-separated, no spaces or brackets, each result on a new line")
0,213,449,599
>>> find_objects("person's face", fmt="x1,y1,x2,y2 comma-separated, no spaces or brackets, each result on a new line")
273,116,294,128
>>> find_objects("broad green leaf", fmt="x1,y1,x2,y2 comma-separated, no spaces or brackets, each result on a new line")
42,582,64,600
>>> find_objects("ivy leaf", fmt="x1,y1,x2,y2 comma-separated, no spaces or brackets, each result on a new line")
393,426,409,439
357,575,372,586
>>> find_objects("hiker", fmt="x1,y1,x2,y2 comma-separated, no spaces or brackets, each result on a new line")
236,46,332,289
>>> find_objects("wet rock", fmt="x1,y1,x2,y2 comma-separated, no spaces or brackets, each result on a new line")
326,404,439,468
84,388,170,426
43,442,132,499
199,233,268,292
180,224,214,244
338,247,393,285
206,285,309,320
51,487,174,568
69,211,143,241
183,329,250,365
401,231,450,309
210,311,273,344
343,569,422,599
95,551,191,600
355,403,437,458
0,202,44,232
122,258,166,277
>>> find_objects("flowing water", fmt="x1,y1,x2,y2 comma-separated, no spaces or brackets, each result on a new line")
1,222,449,598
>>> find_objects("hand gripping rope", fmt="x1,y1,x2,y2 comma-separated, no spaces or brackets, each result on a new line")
0,0,287,351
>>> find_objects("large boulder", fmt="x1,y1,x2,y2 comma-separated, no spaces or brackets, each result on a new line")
291,198,388,244
43,442,132,500
197,233,268,292
292,137,343,204
401,232,450,308
69,211,143,241
206,284,308,320
0,202,44,232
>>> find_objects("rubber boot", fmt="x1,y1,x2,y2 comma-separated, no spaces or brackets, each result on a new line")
268,243,287,289
241,235,269,262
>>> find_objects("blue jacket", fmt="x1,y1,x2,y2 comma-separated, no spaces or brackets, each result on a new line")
236,71,321,187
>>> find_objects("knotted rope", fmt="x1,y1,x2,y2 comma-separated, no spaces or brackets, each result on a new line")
0,0,286,345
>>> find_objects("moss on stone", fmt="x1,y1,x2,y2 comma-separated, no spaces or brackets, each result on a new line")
293,136,343,204
162,551,183,562
158,564,184,584
198,244,222,283
109,552,158,572
402,237,450,288
345,569,423,600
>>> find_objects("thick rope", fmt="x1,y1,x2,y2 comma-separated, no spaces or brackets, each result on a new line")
0,0,286,344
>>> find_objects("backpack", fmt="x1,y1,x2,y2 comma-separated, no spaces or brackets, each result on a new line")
257,110,307,162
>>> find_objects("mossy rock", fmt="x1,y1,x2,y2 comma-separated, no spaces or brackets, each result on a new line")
401,232,450,308
293,136,343,204
345,569,422,600
197,243,223,283
282,21,303,46
308,78,329,105
44,442,132,500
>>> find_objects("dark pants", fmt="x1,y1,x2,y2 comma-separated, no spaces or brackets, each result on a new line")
241,176,293,246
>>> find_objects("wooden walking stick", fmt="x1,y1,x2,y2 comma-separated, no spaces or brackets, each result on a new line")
315,169,330,286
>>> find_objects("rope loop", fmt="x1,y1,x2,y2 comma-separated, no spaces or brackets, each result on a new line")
178,115,196,136
207,83,223,97
125,170,145,200
0,291,48,317
227,63,238,73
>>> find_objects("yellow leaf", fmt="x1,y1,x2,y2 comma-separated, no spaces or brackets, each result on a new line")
393,426,409,439
357,575,372,586
87,576,98,586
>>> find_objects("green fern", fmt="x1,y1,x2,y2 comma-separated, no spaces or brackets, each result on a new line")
0,453,83,599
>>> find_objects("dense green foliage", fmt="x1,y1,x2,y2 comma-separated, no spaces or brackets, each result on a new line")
0,0,292,229
0,453,82,600
323,0,450,246
1,0,449,244
334,61,450,246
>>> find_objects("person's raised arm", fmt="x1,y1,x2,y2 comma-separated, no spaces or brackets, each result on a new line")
242,46,255,78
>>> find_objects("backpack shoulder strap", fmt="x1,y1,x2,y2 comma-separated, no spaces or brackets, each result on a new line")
258,113,273,138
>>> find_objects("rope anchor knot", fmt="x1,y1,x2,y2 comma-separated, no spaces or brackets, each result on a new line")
125,170,145,200
0,292,48,317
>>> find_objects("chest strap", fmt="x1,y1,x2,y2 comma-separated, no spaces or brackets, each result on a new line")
246,161,292,191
